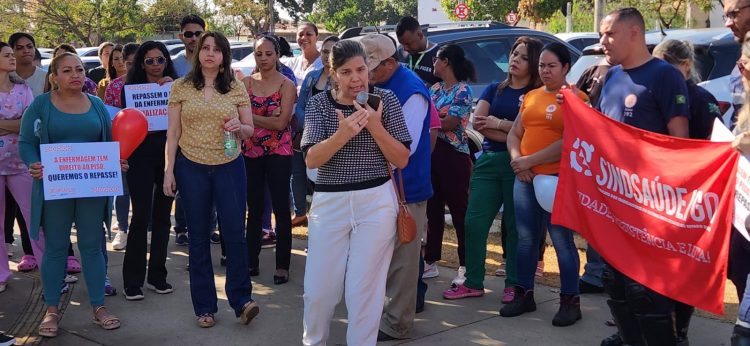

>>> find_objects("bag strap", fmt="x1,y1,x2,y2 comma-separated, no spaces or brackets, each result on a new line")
387,165,407,204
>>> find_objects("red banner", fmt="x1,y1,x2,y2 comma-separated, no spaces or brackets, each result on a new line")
553,90,739,314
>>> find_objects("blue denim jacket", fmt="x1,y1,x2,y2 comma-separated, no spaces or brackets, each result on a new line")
294,68,329,132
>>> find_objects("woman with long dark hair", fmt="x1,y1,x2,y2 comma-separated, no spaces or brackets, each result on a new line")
500,42,588,327
242,35,296,283
96,44,126,99
444,37,544,304
165,31,258,328
0,41,34,294
423,44,475,285
120,41,178,301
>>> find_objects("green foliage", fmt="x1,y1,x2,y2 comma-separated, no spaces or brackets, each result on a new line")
547,0,595,32
440,0,520,21
145,0,209,33
309,0,417,33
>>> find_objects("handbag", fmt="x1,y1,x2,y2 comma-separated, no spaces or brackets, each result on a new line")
387,167,417,244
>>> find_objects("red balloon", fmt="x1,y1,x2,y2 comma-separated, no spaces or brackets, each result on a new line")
112,108,148,160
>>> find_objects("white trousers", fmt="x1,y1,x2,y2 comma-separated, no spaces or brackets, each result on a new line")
302,181,398,346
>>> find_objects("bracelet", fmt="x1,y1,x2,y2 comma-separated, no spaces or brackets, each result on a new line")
496,119,502,129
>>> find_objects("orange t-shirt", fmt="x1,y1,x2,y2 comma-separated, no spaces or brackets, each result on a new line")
519,87,588,175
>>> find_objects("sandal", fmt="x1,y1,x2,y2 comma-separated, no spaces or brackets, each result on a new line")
67,256,81,274
197,313,215,328
239,301,259,325
92,306,121,330
38,312,59,338
18,255,38,272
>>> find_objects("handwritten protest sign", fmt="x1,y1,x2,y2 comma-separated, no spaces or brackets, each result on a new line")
123,83,172,131
40,142,123,200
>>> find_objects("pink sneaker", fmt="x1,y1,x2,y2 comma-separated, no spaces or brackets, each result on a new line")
501,287,516,304
443,284,484,300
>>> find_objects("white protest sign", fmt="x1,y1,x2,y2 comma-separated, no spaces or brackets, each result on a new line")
40,142,123,200
123,83,172,131
711,119,750,241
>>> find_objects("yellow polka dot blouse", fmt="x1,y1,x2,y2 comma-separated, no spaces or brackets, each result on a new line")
168,78,250,165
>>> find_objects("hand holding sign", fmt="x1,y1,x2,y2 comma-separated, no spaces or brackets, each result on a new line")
112,108,148,160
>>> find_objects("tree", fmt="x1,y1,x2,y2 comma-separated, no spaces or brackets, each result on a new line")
145,0,208,33
0,0,149,46
440,0,520,22
308,0,417,33
216,0,274,37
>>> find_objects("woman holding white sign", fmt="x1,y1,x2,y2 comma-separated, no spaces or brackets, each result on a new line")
19,52,126,337
164,31,258,328
120,41,178,301
0,41,35,294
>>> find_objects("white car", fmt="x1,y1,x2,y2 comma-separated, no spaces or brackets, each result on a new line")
554,32,600,53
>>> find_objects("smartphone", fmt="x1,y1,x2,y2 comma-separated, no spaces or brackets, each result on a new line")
356,92,381,110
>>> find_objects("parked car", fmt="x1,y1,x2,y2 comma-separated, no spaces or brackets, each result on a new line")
567,28,739,127
555,32,601,52
166,44,185,57
76,47,100,57
41,56,100,71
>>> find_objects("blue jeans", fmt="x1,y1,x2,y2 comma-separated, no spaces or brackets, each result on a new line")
514,178,580,295
175,193,218,234
582,244,604,287
174,152,253,316
740,274,750,325
290,150,307,216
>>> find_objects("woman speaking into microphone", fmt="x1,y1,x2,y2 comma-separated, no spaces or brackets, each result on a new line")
301,39,411,346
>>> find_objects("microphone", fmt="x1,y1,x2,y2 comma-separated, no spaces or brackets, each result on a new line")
355,91,368,106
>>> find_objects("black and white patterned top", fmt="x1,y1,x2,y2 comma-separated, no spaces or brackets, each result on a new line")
302,87,411,192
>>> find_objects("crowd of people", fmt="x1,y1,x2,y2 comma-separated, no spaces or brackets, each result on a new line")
2,4,750,345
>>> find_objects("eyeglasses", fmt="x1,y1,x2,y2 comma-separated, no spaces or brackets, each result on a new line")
724,4,750,21
183,31,203,38
144,56,166,66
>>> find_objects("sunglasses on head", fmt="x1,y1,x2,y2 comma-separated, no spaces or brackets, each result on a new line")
183,31,203,38
144,56,166,66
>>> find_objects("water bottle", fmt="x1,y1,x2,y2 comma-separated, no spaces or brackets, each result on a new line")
223,130,238,158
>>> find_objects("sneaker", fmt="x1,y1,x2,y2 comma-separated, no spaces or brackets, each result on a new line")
112,231,127,250
0,282,6,293
104,277,117,296
501,287,516,304
535,261,544,278
175,233,189,246
124,286,144,301
60,282,69,294
451,266,466,285
499,287,536,317
495,263,506,277
210,231,221,244
5,243,12,258
552,294,582,326
261,232,277,249
64,274,78,283
422,261,439,279
146,282,174,294
579,279,605,294
443,284,484,299
0,332,16,346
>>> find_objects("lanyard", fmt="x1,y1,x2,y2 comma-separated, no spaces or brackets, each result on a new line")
408,53,426,72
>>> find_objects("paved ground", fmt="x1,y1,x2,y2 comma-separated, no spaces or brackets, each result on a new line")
0,231,736,346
